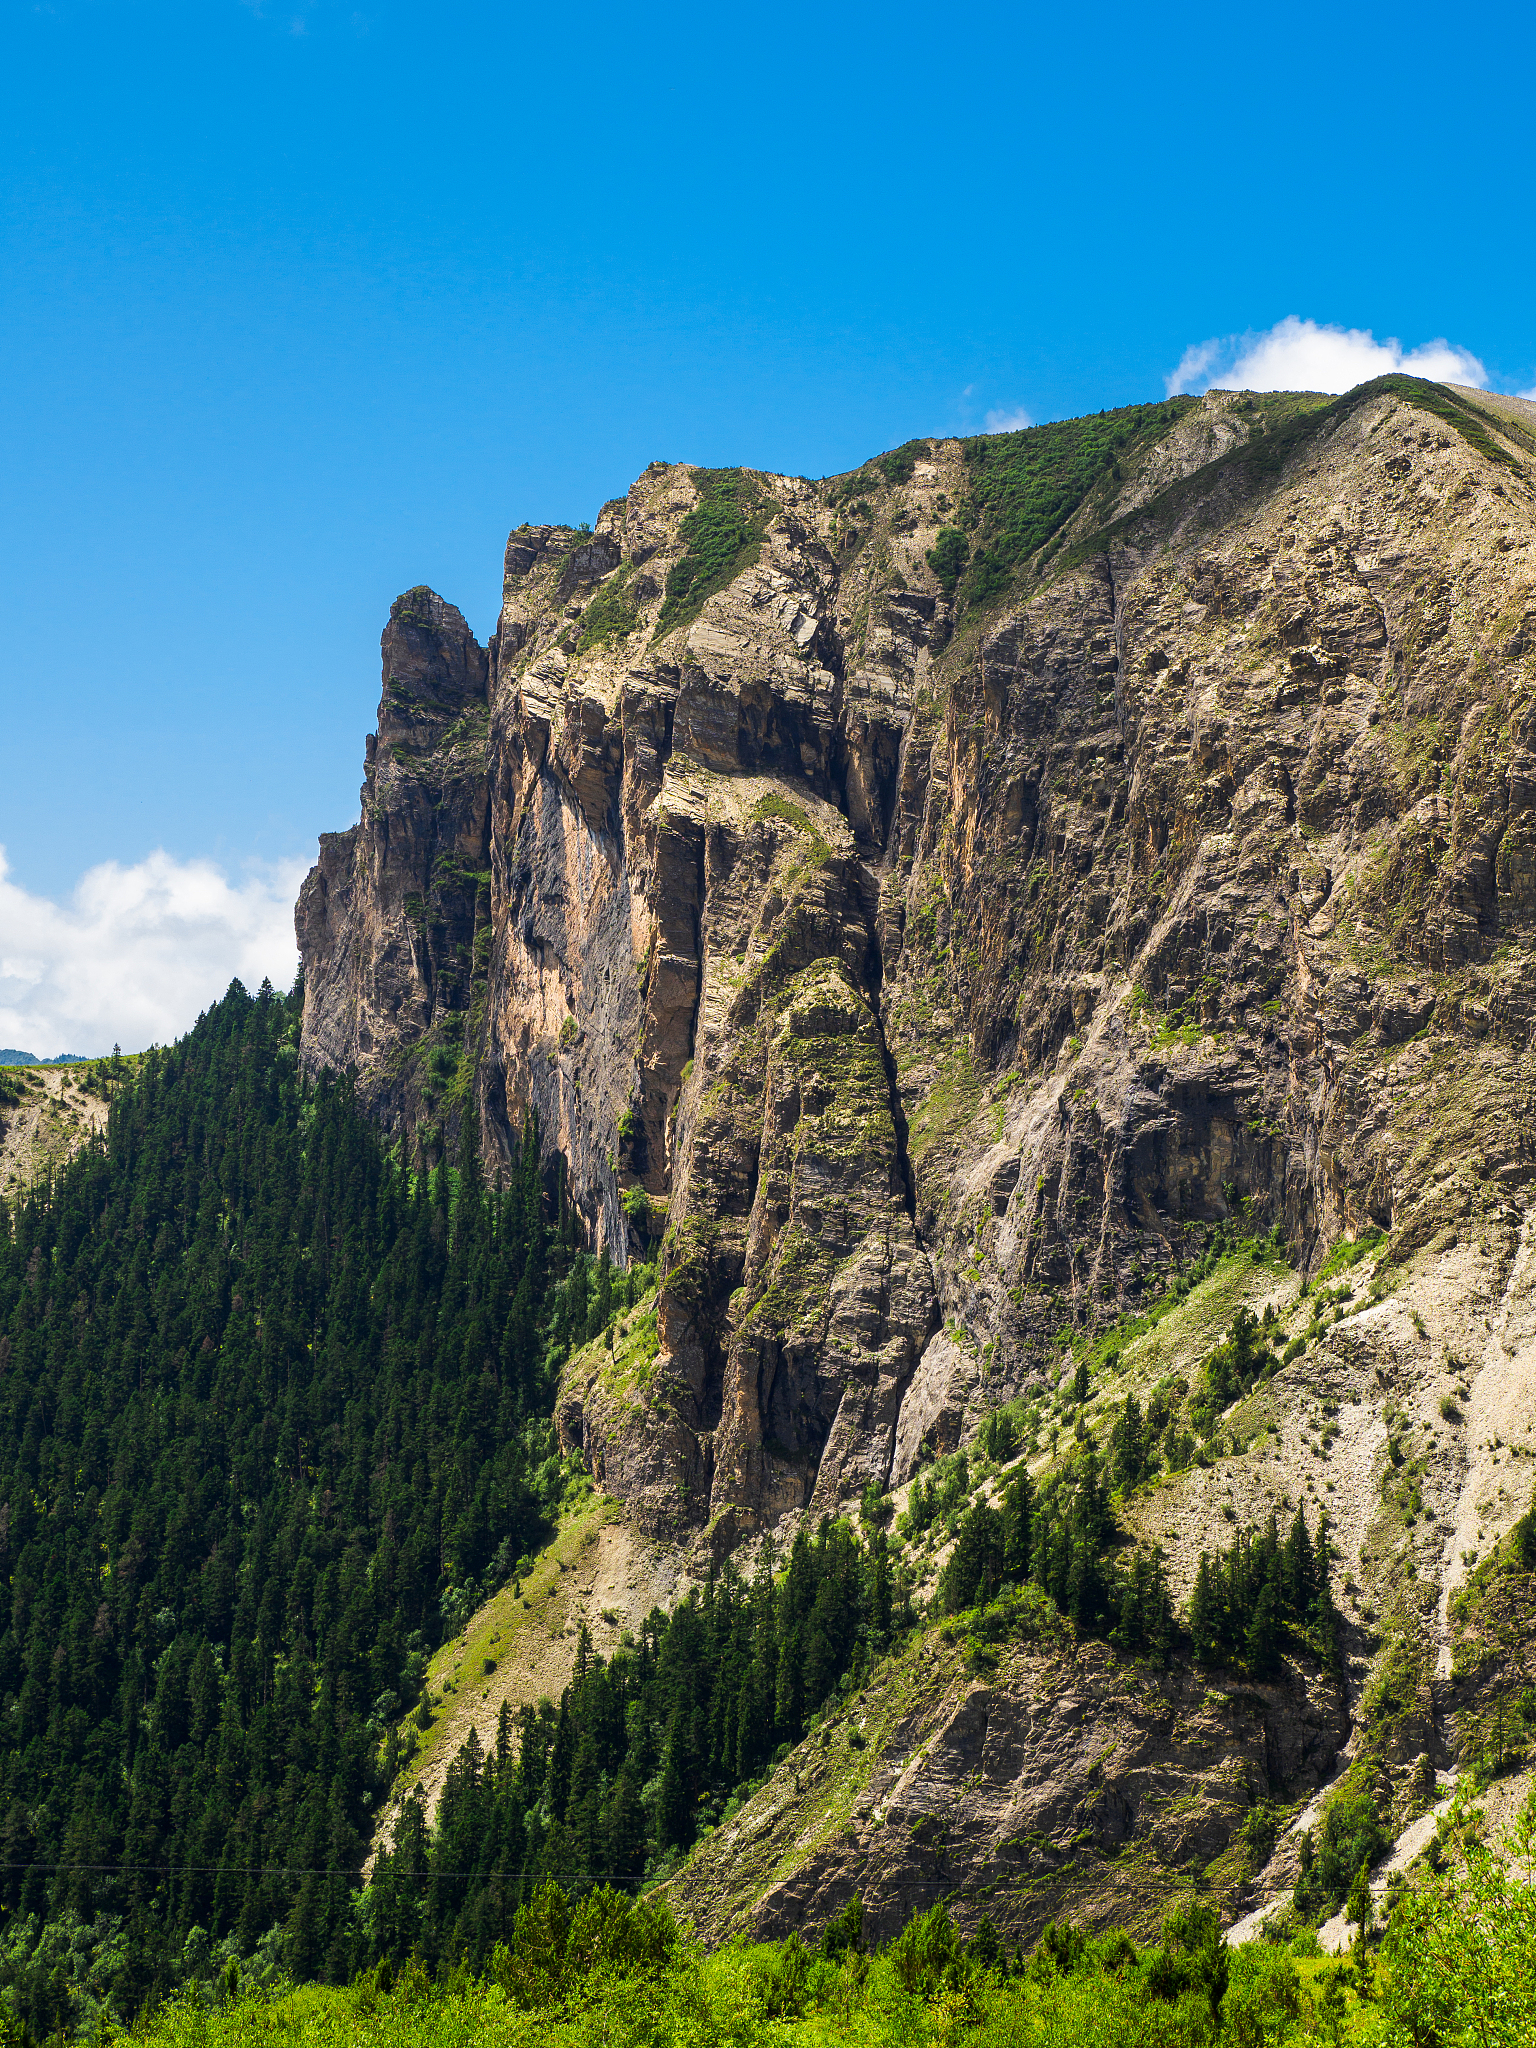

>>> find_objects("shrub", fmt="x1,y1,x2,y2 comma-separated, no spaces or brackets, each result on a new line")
754,1928,811,2016
1243,1801,1279,1871
575,568,639,653
859,1480,893,1526
890,1900,965,1995
1143,1897,1228,2027
926,526,969,595
657,469,767,635
819,1894,864,1960
1224,1944,1301,2047
1307,1789,1388,1911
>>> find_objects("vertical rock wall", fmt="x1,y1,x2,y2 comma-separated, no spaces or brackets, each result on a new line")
298,383,1536,1546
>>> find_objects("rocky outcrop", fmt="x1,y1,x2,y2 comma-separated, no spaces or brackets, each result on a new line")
296,587,491,1143
298,382,1536,1563
672,1614,1346,1948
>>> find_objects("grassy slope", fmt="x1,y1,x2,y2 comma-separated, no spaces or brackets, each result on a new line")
0,1059,131,1204
374,1455,690,1849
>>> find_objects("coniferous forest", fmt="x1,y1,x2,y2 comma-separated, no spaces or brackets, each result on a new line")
0,980,571,2014
363,1516,910,1970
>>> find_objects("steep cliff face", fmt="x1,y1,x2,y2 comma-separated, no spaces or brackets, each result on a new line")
298,374,1536,1939
300,379,1536,1549
296,587,491,1143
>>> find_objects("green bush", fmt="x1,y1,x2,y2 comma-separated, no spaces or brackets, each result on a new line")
486,1882,679,2008
1315,1790,1389,1908
859,1479,893,1526
889,1899,965,1995
926,525,969,595
575,569,639,653
657,469,768,635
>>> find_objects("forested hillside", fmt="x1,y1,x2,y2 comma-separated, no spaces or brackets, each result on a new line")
0,973,1354,2034
0,980,575,2019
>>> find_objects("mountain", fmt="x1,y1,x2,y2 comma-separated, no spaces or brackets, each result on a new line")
4,374,1536,2032
294,374,1536,1946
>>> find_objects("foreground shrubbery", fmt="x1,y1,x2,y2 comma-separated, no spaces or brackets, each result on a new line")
120,1889,1310,2048
107,1800,1536,2048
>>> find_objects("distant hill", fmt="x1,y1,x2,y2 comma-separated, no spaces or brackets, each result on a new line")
0,1050,88,1066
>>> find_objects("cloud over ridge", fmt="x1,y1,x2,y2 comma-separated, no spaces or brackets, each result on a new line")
1166,316,1488,398
0,848,306,1058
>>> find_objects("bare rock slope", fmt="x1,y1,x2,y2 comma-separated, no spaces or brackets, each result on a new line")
0,1065,114,1205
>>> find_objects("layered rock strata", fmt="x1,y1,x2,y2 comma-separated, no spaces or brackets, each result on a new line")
300,382,1536,1554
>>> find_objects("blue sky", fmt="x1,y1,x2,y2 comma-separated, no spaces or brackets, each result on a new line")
2,0,1534,1051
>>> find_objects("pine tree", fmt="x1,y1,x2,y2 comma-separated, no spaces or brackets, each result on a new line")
606,1762,646,1884
654,1706,691,1858
1245,1575,1281,1677
1111,1394,1145,1492
1189,1555,1219,1664
1001,1469,1033,1580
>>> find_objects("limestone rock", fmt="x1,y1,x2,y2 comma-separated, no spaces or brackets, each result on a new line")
298,379,1536,1562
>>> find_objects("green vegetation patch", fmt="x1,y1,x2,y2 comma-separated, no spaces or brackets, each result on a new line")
751,788,833,878
590,1285,661,1404
906,1041,983,1163
390,584,440,628
875,437,931,487
952,400,1196,610
657,468,772,637
752,789,816,832
926,524,968,596
575,565,640,653
1315,1228,1386,1284
113,1879,1405,2048
1089,1236,1289,1385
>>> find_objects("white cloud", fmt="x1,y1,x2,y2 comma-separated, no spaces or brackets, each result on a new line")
1165,339,1222,397
0,847,307,1058
985,405,1033,433
1165,316,1488,398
